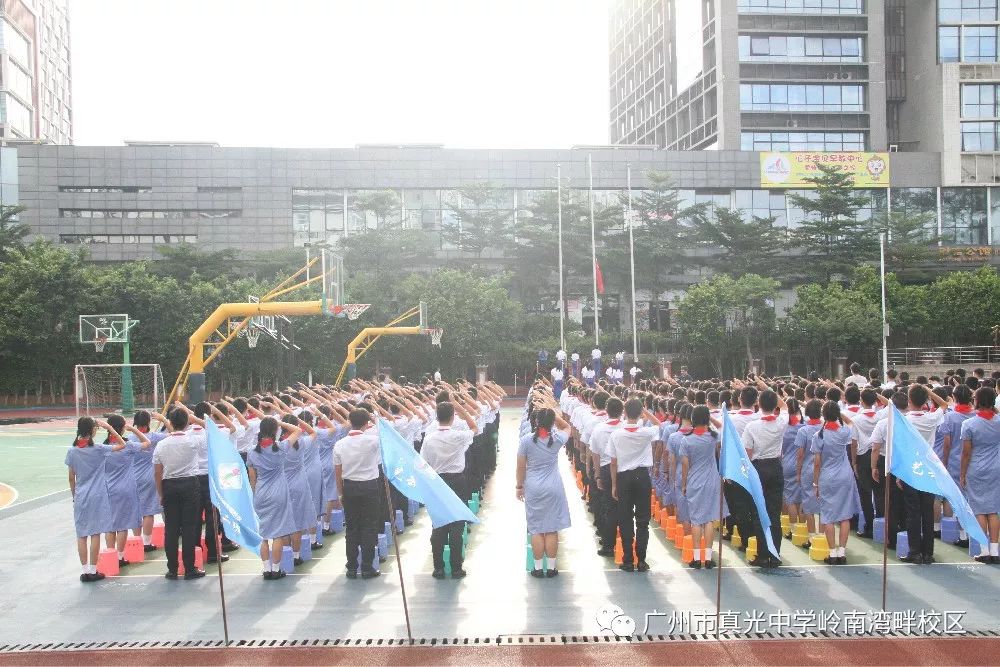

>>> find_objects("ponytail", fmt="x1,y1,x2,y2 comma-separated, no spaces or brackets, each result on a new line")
74,417,95,448
256,417,279,452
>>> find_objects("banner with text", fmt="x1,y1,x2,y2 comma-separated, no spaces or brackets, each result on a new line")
759,152,889,188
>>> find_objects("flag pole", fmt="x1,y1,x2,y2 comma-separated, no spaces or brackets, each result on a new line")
881,409,893,611
557,163,565,351
879,232,889,380
377,421,414,641
589,152,600,346
211,509,231,646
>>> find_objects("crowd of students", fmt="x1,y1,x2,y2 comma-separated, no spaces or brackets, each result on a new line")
66,376,504,582
518,361,1000,572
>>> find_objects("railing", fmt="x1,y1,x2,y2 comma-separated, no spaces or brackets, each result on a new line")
887,345,1000,367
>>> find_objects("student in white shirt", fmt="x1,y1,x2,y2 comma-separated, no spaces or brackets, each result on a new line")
846,386,879,537
334,409,383,579
609,398,661,572
421,401,477,579
590,396,622,557
845,362,868,388
740,389,788,567
899,384,948,564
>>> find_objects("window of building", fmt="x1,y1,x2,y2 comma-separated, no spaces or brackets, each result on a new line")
963,26,998,61
0,93,33,137
5,63,33,103
737,0,863,13
961,121,999,150
738,35,864,62
59,209,240,218
60,234,198,245
740,83,864,111
1,20,31,67
941,187,988,244
740,131,866,151
939,26,961,61
962,83,1000,117
939,0,998,23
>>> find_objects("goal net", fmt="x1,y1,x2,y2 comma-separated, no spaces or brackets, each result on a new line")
75,364,165,418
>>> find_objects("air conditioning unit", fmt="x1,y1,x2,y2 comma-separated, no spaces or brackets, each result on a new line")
889,144,899,152
787,120,799,128
842,72,853,79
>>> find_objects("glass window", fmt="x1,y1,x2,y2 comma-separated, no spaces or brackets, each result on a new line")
1,20,31,67
740,83,864,111
739,33,862,62
963,26,998,62
961,121,999,150
5,63,32,102
737,0,863,14
941,187,988,245
940,27,960,62
1,93,32,137
741,131,866,151
939,0,998,23
962,84,999,118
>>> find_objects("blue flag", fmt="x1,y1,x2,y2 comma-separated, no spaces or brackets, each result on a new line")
719,405,780,559
377,417,479,529
205,419,262,554
887,405,988,547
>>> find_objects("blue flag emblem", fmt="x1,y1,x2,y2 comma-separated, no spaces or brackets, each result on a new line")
887,405,988,547
377,417,479,529
719,405,780,560
205,419,262,554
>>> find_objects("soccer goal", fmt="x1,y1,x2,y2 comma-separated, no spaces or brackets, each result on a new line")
74,364,165,418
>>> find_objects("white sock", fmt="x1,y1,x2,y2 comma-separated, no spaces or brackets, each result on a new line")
534,558,543,570
693,548,700,561
81,564,89,575
323,521,330,530
991,543,999,557
547,557,556,570
142,535,151,545
705,547,713,561
934,522,941,531
88,564,97,574
117,550,125,559
262,559,271,572
960,530,968,540
981,544,990,556
293,551,300,559
839,546,846,557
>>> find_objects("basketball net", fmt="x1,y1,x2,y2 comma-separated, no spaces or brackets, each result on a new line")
95,336,108,353
247,326,261,349
428,328,443,347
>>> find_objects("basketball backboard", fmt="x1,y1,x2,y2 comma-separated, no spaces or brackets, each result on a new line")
79,314,139,350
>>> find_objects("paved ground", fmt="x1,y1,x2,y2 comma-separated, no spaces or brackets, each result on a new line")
0,409,998,647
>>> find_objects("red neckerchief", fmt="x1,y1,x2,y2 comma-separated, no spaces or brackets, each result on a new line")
737,410,754,415
807,419,821,426
863,410,876,418
348,430,365,436
824,422,840,431
537,427,550,438
260,437,275,447
760,415,777,422
75,437,90,448
170,431,187,436
606,419,621,426
624,423,640,433
847,405,861,413
679,427,693,435
977,409,997,420
955,404,973,414
692,426,707,435
909,412,924,418
137,426,150,433
789,415,800,426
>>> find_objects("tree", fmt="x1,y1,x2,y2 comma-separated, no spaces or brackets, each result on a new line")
926,266,1000,345
152,243,240,282
782,282,882,374
689,207,784,278
340,189,435,285
881,210,937,278
0,204,29,262
788,163,878,282
852,265,931,346
441,183,514,257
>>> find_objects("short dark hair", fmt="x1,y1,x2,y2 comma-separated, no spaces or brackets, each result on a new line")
348,409,370,430
436,401,455,424
758,390,778,413
624,398,643,420
168,408,189,431
908,384,929,408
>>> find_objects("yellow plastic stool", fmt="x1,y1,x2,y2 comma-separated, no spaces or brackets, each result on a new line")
731,525,742,549
780,514,791,535
745,536,758,562
791,522,809,547
809,534,830,561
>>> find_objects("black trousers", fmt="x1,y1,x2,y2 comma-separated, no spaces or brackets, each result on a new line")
875,455,906,548
854,451,875,534
724,482,754,544
904,483,936,559
342,478,380,572
598,465,618,549
197,474,220,559
430,472,466,570
615,468,652,565
751,458,783,557
162,476,200,574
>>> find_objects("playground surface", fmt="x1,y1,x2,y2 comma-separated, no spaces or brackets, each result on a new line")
1,409,998,661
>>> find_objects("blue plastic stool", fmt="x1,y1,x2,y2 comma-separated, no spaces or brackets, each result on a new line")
377,533,388,559
895,532,909,559
443,545,452,576
873,517,885,544
281,545,295,572
941,516,960,544
355,546,380,575
314,520,324,547
408,498,419,518
970,537,984,558
395,509,404,533
385,521,394,544
299,534,312,562
330,509,344,533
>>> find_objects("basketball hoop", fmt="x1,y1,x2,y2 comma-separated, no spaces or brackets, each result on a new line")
247,326,261,349
427,328,443,347
95,336,108,353
328,303,372,320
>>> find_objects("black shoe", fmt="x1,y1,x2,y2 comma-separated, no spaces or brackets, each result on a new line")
783,533,793,541
206,555,230,564
80,573,89,582
270,570,286,580
544,568,558,578
858,531,873,539
722,533,732,542
404,518,414,526
361,569,380,579
345,569,358,579
748,557,771,568
164,571,178,580
770,557,783,568
955,539,970,548
118,558,129,567
619,563,634,572
379,556,387,563
636,561,650,572
597,548,614,557
992,556,1000,564
823,556,838,565
263,571,275,580
432,569,446,579
738,544,747,553
933,530,942,539
899,554,922,564
921,555,936,565
293,557,304,566
837,556,847,565
322,528,335,536
184,569,206,580
704,559,716,570
143,544,157,552
687,560,702,569
974,554,991,564
530,568,545,578
311,542,322,550
452,568,468,579
803,541,812,550
222,543,239,553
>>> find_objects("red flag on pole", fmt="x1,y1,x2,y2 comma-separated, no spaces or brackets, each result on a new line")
595,260,605,294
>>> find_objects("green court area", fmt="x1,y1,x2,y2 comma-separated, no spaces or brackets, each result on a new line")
0,420,77,506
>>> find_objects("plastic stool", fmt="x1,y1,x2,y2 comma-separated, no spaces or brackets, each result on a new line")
970,537,984,559
176,546,204,575
896,532,910,559
97,548,120,576
731,526,743,549
300,534,312,562
780,514,791,536
377,534,388,559
408,498,419,518
745,536,758,562
940,517,960,544
330,508,344,533
614,535,624,564
443,545,452,576
808,534,830,561
395,509,404,533
873,517,885,544
471,492,481,514
151,522,165,548
281,545,294,573
673,525,686,549
791,522,809,547
124,535,145,563
384,521,394,545
314,520,324,547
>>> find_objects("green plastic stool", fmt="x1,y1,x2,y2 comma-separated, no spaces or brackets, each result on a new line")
443,545,452,576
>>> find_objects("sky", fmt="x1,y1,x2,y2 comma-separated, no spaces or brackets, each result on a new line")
68,0,701,148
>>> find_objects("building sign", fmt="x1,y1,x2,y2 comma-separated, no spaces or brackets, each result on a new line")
759,152,890,188
938,246,1000,262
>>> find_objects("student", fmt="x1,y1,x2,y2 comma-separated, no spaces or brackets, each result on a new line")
884,369,898,390
726,388,759,549
900,384,948,564
130,410,169,551
795,399,825,547
959,386,1000,563
66,417,127,582
680,406,725,569
942,385,976,546
591,347,603,378
848,388,879,538
422,400,477,579
589,395,622,557
742,389,788,567
153,409,205,580
668,403,694,537
101,414,149,566
845,363,868,387
781,399,804,537
550,364,565,400
609,398,662,573
811,401,859,565
246,416,300,579
334,408,383,580
582,363,596,387
281,413,318,566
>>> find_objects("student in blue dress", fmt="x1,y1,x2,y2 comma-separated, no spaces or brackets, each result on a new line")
681,405,727,569
102,414,150,567
811,401,859,565
130,410,169,552
668,403,694,535
960,386,1000,563
781,398,803,538
942,384,976,546
66,417,128,582
516,396,572,579
247,416,303,580
795,399,824,547
280,412,317,567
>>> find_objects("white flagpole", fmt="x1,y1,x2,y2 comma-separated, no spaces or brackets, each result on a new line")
589,153,600,345
880,232,889,379
557,163,565,351
627,163,638,360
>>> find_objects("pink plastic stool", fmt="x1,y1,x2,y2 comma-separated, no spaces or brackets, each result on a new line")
176,546,204,575
151,522,165,548
97,548,120,576
124,535,145,563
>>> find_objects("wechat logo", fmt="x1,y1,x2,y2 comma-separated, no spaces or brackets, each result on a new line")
595,603,635,637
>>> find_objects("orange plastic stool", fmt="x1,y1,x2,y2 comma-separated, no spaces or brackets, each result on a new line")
176,546,204,575
124,535,145,563
151,522,165,548
97,548,120,576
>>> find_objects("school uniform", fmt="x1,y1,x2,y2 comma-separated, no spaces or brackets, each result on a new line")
66,444,116,538
867,416,905,548
845,374,869,387
781,421,803,511
904,409,945,561
589,417,621,550
550,367,564,400
334,428,382,574
591,348,602,377
131,431,169,520
152,431,201,575
959,413,1000,518
725,409,758,544
421,424,474,573
104,443,142,535
742,413,787,558
186,425,222,560
668,427,692,524
284,435,318,532
608,421,659,565
582,367,596,387
680,429,727,526
810,424,861,525
847,406,879,535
